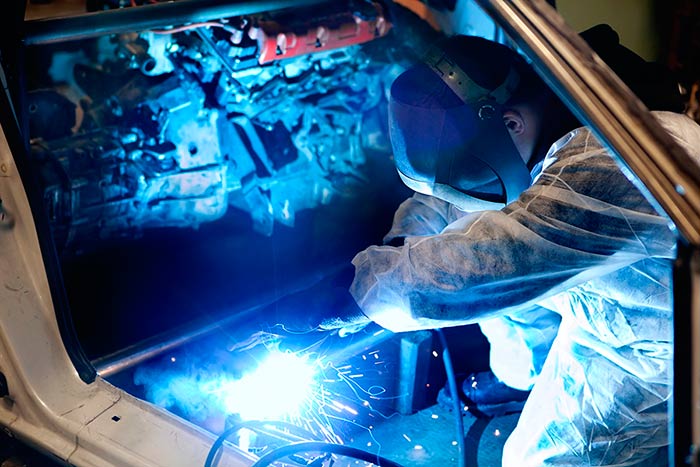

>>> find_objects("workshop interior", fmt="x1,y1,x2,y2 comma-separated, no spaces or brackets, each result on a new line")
3,0,700,465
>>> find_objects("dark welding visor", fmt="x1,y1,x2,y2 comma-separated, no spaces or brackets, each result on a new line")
389,62,530,210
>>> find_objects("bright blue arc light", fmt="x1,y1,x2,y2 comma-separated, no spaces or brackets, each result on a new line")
220,350,317,421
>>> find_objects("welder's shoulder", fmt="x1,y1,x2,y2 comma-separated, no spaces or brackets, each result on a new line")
532,126,654,210
534,112,700,212
537,126,617,185
652,110,700,163
541,126,608,170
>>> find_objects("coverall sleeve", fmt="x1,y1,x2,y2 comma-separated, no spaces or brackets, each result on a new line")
383,193,466,245
350,128,675,332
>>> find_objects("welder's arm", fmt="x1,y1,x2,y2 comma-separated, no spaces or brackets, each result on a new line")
350,128,675,332
383,192,467,246
286,195,464,335
311,195,468,334
317,188,469,333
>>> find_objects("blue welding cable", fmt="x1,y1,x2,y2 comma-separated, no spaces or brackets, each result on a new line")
436,328,466,467
249,441,407,467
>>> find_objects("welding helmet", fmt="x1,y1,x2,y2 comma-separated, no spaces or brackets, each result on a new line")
389,35,531,210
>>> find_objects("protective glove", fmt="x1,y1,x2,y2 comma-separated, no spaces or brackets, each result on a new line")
318,290,371,337
261,265,371,336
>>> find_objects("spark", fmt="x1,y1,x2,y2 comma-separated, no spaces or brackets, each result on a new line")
191,337,400,455
142,331,410,457
331,400,359,416
211,350,317,421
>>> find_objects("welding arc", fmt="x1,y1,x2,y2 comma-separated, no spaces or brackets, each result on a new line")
249,441,407,467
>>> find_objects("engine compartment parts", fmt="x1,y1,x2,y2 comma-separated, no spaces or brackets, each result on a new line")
26,1,400,252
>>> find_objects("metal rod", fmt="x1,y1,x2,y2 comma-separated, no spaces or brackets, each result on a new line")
93,262,382,377
23,0,330,45
92,304,266,378
95,317,394,378
92,271,325,377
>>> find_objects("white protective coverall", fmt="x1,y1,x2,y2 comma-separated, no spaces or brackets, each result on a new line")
350,111,700,466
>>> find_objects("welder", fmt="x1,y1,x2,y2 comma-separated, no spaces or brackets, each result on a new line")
322,26,700,466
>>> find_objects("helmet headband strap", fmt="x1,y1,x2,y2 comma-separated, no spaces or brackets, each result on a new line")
424,45,520,107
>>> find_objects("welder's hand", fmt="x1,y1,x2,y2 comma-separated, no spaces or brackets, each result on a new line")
260,265,371,336
257,284,370,336
276,286,370,336
318,295,372,337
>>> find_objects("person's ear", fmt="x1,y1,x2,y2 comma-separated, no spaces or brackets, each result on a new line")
503,109,525,136
502,106,537,164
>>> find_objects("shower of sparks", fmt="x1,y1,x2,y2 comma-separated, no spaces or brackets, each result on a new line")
198,332,400,455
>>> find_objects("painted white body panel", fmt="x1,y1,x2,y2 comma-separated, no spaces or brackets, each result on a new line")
0,125,254,466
